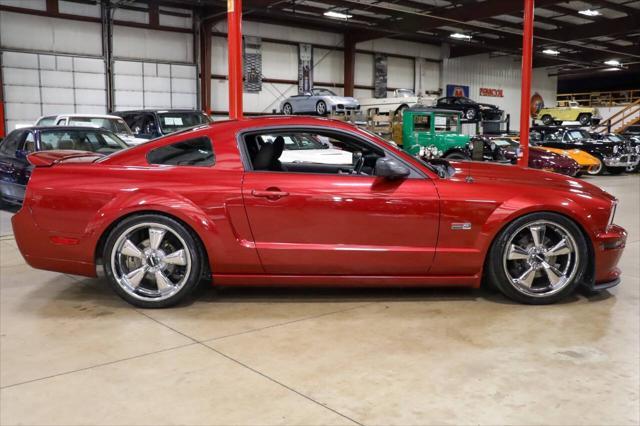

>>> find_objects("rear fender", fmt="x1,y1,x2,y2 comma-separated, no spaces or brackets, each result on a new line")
85,188,217,266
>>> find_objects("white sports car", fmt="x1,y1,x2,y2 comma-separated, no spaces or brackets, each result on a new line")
280,88,360,116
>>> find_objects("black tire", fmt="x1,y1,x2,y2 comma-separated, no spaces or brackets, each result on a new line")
625,164,639,173
574,171,583,178
443,151,470,160
541,114,553,125
464,109,476,120
316,100,327,115
606,167,626,175
103,214,203,308
578,113,591,126
486,212,589,304
282,103,293,115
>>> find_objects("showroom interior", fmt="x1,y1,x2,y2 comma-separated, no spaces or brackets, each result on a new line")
0,0,639,425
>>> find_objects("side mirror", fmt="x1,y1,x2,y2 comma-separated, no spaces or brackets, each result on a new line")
375,157,410,180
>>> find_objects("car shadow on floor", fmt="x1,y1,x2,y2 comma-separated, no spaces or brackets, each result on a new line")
28,274,613,313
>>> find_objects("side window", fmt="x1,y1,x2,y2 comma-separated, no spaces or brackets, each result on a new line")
23,132,36,153
147,136,214,166
0,131,24,155
242,130,386,176
413,115,431,130
36,116,57,126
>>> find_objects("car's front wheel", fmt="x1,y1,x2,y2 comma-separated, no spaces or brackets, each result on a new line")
578,113,592,126
464,109,476,120
486,212,588,304
587,156,604,175
104,214,203,308
541,114,553,125
282,103,293,115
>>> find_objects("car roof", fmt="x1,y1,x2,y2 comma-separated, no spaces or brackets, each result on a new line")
19,126,113,132
113,109,202,113
56,114,123,119
406,106,461,114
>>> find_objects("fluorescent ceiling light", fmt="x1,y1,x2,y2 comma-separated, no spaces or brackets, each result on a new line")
323,10,352,19
578,9,600,16
450,33,472,41
542,49,560,55
604,59,621,67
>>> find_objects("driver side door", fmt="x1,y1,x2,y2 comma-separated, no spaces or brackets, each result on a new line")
241,128,440,276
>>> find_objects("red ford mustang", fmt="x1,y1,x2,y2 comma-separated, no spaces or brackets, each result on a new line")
12,116,626,308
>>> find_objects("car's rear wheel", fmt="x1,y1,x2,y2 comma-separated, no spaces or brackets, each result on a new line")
282,103,293,115
541,114,553,125
486,212,588,304
104,214,202,308
464,109,476,120
316,101,327,115
578,113,592,126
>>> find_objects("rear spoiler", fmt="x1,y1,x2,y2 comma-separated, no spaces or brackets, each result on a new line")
27,150,104,167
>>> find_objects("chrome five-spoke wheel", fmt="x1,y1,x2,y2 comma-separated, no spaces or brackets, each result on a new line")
104,215,201,308
503,221,579,298
487,212,587,304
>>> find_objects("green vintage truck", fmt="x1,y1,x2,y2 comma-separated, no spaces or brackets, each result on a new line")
400,107,484,160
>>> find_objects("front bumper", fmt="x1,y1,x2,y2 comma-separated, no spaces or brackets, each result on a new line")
332,103,360,112
590,224,626,289
603,154,639,167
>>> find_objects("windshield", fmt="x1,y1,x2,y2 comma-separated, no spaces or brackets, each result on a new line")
312,88,337,96
39,129,128,154
491,138,517,147
605,134,624,142
68,117,132,135
158,112,211,133
36,116,57,126
565,129,591,141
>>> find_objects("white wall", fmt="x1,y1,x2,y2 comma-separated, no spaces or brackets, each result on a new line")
442,53,558,128
210,21,442,116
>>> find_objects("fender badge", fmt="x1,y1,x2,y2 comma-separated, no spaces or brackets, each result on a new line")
451,222,472,230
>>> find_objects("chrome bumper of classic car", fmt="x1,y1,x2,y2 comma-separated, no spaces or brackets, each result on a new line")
603,154,639,167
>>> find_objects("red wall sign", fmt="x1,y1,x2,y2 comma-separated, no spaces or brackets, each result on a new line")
479,87,504,97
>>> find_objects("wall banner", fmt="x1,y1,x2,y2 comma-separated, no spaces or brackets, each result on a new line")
243,36,262,93
298,43,313,93
374,53,388,98
446,84,469,97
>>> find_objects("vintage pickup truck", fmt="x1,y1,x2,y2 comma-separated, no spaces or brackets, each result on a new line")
535,100,601,126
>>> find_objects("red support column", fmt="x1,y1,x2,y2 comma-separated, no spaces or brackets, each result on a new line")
517,0,534,167
227,0,243,119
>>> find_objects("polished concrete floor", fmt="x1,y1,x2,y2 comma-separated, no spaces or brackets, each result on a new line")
1,174,638,426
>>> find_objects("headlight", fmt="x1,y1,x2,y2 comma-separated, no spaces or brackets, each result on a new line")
468,141,474,151
608,200,618,228
490,142,496,151
613,145,619,154
636,145,640,154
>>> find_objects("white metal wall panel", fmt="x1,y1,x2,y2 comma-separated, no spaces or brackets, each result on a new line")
58,0,100,17
387,56,414,90
1,51,106,130
0,11,102,56
0,0,45,10
159,7,192,29
112,26,194,63
313,48,343,84
442,53,557,126
113,60,197,111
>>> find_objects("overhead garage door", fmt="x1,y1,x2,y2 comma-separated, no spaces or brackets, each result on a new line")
113,60,197,112
1,51,106,132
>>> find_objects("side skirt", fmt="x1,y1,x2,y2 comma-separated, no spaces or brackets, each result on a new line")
213,274,482,288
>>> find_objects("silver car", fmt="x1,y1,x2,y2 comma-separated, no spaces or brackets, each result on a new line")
280,88,360,116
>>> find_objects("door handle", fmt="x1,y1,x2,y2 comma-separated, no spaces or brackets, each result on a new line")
251,189,289,200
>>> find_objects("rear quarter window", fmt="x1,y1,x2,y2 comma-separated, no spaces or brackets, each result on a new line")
147,136,215,166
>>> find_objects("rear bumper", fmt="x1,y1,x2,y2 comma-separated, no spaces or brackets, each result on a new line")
12,206,97,277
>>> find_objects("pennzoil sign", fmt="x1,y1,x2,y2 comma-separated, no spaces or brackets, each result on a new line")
479,87,504,97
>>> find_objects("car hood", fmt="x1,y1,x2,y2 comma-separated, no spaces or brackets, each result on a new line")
456,161,614,200
119,134,149,145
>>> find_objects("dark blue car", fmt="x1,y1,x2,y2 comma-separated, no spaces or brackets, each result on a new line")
0,126,128,205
